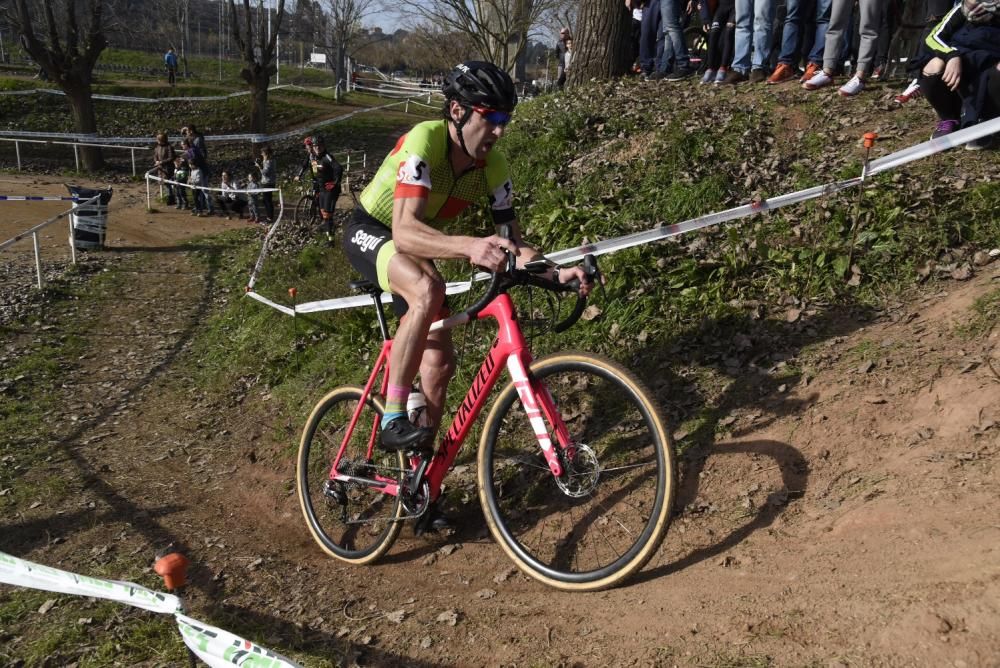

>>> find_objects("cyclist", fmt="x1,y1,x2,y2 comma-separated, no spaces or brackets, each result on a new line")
342,60,593,458
296,135,344,242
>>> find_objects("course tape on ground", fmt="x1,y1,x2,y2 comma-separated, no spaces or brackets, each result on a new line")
0,195,82,201
243,115,1000,315
0,551,302,667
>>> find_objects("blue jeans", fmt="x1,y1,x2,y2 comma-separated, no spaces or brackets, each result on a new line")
777,0,832,65
732,0,777,73
658,0,691,72
639,0,663,73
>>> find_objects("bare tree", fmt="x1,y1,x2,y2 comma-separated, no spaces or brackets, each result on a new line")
228,0,286,133
566,0,630,85
324,0,376,97
393,0,559,73
7,0,113,170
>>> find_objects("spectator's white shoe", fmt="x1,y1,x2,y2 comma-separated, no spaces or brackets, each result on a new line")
802,70,833,91
894,79,922,104
838,75,865,97
965,134,997,151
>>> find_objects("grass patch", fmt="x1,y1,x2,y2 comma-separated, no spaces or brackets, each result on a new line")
956,286,1000,339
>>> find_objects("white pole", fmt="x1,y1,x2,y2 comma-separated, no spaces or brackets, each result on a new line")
32,231,43,289
73,144,79,172
68,217,76,266
146,176,151,211
219,0,223,82
15,139,21,169
276,32,280,85
131,148,136,176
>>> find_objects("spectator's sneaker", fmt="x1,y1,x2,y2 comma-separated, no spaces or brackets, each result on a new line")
648,70,667,81
666,65,697,81
799,62,819,83
894,79,922,104
931,119,959,139
700,69,716,84
838,75,865,97
767,63,796,84
748,69,767,84
802,70,833,90
965,134,996,151
871,65,885,81
380,417,433,453
722,69,747,85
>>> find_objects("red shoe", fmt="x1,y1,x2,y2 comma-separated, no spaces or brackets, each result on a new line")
767,63,796,85
799,62,819,84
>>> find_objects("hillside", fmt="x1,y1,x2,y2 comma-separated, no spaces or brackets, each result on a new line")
1,76,999,667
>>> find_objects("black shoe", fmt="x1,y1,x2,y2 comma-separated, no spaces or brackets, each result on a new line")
666,65,697,81
414,502,452,536
647,70,667,81
380,417,432,452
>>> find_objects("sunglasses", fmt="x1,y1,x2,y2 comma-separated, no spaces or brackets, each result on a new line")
471,106,512,127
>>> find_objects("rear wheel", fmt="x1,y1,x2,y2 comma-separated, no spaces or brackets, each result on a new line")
478,353,675,591
297,386,405,564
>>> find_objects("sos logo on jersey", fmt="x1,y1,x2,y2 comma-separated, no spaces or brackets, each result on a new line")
396,155,432,190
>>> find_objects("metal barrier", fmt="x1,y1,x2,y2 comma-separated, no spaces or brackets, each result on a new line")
0,137,148,175
0,194,101,289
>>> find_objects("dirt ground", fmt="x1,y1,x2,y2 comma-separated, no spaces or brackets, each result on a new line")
1,173,999,667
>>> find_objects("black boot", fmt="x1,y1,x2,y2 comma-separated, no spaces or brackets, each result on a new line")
380,417,432,453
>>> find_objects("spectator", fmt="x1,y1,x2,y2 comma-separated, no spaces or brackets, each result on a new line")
556,28,572,88
181,138,207,216
915,0,1000,149
703,0,738,84
769,0,833,84
172,156,189,210
626,0,645,72
802,0,883,96
164,48,178,87
152,132,176,206
895,0,960,104
214,171,248,219
257,146,277,224
723,0,778,83
652,0,697,80
182,125,213,215
246,171,262,224
639,0,665,78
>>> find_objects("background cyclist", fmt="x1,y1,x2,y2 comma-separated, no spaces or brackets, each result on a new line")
296,135,344,242
342,60,593,462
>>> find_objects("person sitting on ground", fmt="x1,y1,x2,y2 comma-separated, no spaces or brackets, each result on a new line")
295,136,344,242
914,0,1000,149
172,156,189,210
214,171,248,219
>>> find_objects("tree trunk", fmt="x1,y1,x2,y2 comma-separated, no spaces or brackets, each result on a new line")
64,83,103,170
249,73,269,133
567,0,631,86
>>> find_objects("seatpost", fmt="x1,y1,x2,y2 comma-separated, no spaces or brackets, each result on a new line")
372,290,391,341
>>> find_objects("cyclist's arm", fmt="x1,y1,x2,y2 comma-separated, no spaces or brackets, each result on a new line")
504,218,593,296
393,196,515,271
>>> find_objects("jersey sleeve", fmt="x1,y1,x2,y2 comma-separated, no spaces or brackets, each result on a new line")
485,151,516,225
395,154,432,199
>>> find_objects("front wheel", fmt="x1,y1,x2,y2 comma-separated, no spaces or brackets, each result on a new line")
294,194,319,226
478,353,675,591
297,386,405,564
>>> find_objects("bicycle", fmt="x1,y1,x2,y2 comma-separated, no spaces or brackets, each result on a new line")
293,184,321,227
296,236,676,591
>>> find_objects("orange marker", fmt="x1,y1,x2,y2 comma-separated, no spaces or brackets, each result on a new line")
154,552,189,591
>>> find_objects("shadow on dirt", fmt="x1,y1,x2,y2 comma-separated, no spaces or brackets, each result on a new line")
0,243,222,561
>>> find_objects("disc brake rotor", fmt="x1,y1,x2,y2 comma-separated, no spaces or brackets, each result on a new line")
555,443,601,498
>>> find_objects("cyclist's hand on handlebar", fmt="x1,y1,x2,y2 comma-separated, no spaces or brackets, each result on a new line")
469,235,518,272
557,265,595,296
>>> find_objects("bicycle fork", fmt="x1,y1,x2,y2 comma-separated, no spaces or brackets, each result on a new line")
506,355,573,478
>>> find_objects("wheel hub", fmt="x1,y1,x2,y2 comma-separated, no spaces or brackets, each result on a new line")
555,443,600,497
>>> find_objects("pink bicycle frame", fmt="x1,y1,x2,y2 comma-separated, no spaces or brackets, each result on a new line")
329,292,574,502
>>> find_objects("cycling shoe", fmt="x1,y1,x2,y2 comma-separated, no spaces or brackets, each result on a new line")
414,503,452,536
380,417,433,453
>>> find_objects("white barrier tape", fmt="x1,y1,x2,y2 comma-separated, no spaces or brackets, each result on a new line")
245,115,999,315
0,84,294,104
176,613,301,668
0,551,302,667
0,551,181,615
0,195,82,201
867,115,1000,177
